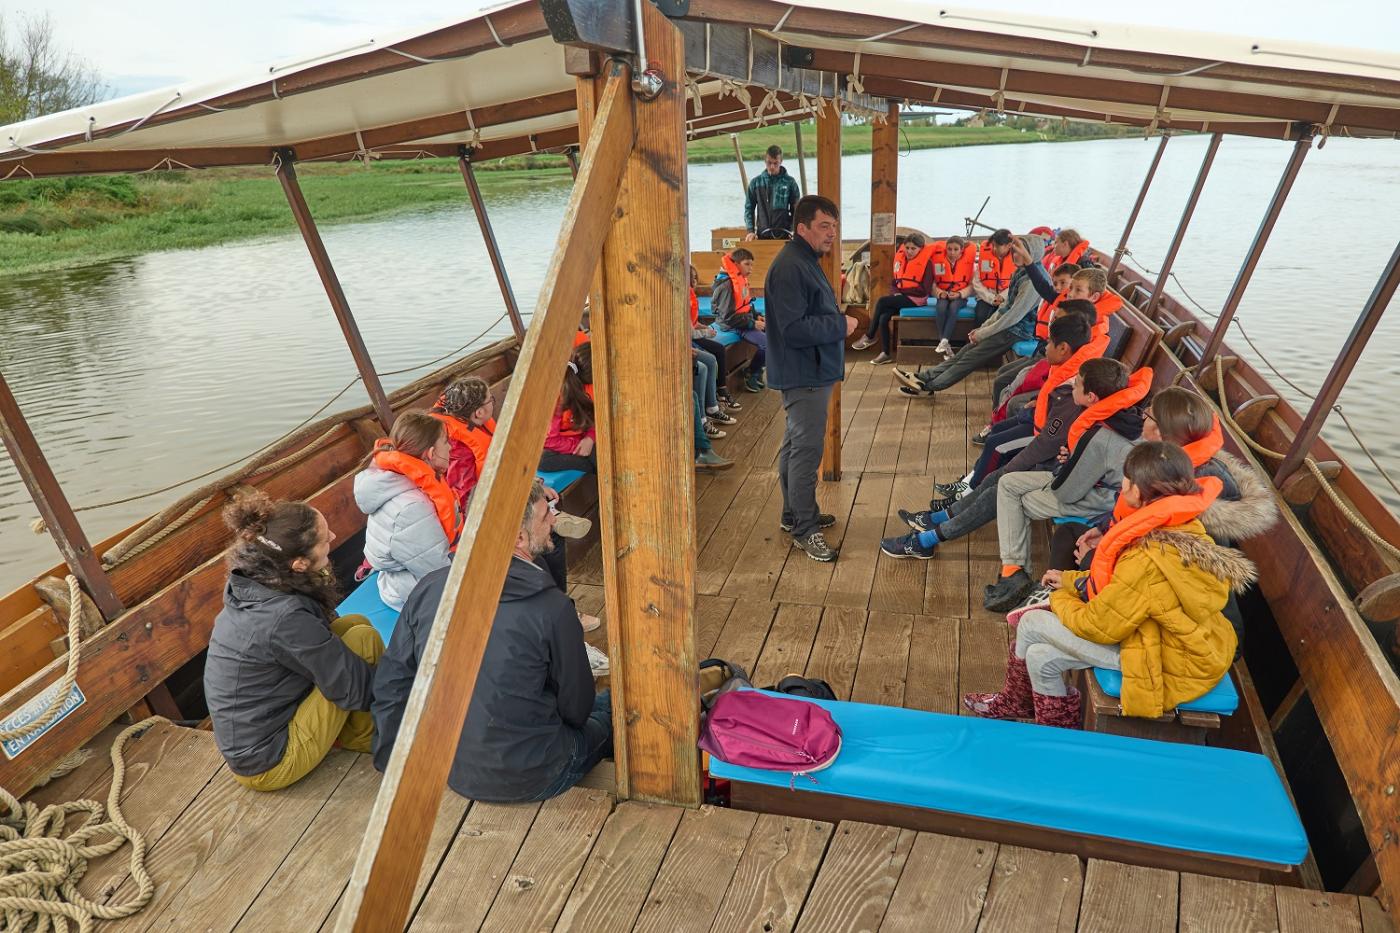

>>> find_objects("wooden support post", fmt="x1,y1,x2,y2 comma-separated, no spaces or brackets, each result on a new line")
0,371,124,621
277,155,396,432
336,71,635,932
1106,133,1169,279
565,146,580,178
578,2,700,806
817,104,843,481
866,103,899,335
1194,134,1312,375
794,120,809,193
1141,132,1221,320
458,148,526,340
1274,239,1400,486
730,133,748,198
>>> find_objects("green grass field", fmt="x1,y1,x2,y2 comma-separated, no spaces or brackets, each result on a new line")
0,122,1119,277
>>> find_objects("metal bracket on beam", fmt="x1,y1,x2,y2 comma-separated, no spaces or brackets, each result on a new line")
783,46,816,69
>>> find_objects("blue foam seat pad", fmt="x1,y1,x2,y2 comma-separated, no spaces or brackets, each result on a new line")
1094,668,1240,716
1013,339,1040,357
896,306,938,319
708,692,1305,866
336,572,400,644
697,295,712,317
957,307,976,320
712,329,742,347
537,469,585,492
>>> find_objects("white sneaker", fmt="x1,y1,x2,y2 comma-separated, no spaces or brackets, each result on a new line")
937,339,953,357
852,335,876,350
871,351,892,365
586,643,610,677
554,511,593,540
578,612,601,633
703,420,727,439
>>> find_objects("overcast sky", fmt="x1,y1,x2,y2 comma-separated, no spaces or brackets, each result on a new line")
5,0,1400,99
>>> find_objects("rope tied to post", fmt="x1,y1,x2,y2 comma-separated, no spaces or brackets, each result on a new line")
0,717,165,933
0,577,86,746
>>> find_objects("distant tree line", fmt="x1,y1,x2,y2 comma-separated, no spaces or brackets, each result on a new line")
1,13,107,124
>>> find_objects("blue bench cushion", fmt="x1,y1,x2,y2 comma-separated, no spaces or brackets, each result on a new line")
1094,668,1240,716
336,572,400,644
537,469,585,492
1013,339,1040,357
896,306,938,319
708,692,1305,866
696,295,712,318
712,329,742,347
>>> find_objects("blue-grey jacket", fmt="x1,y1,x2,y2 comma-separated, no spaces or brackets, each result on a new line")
763,236,846,390
353,466,451,610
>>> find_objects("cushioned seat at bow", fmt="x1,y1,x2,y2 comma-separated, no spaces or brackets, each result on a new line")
537,469,585,492
336,571,400,644
708,692,1305,866
1094,668,1239,715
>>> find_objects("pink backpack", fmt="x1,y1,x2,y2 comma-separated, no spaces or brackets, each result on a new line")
700,689,842,779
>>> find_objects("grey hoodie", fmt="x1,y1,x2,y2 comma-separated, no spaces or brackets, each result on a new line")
354,466,452,610
975,233,1047,342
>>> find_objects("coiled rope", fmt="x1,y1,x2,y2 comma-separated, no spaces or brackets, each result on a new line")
0,577,85,746
0,717,164,933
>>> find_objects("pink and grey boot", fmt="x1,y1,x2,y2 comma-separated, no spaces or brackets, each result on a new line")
1032,687,1083,729
962,640,1034,720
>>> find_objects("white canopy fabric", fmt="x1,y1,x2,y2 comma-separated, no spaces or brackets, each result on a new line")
2,0,1398,176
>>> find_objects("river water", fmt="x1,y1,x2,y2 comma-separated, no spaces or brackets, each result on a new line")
2,134,1398,592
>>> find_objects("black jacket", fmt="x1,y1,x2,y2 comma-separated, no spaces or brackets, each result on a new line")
1005,385,1079,473
763,236,846,390
204,572,374,776
371,558,594,802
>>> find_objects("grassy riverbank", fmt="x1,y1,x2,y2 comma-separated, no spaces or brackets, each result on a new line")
1,123,1121,276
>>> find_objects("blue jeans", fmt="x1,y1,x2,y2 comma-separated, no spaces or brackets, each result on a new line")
741,329,767,371
530,690,614,801
972,419,1034,486
694,349,720,410
933,296,964,341
693,391,711,452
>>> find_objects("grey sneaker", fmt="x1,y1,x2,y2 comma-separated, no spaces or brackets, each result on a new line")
933,479,971,500
871,351,893,365
586,643,610,677
852,334,877,350
695,450,734,471
780,513,836,533
793,531,839,562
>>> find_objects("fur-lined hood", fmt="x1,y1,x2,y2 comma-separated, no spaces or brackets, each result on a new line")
1200,452,1279,543
1133,527,1258,594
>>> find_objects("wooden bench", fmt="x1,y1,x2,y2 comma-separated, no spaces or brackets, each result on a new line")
692,242,784,296
1078,667,1235,745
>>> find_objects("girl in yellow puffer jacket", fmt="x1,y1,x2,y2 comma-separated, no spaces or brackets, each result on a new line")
964,441,1253,728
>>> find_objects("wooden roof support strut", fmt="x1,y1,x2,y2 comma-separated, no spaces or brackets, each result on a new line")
1141,132,1222,320
794,119,809,193
276,154,396,432
458,147,526,340
335,67,636,932
0,371,124,621
1274,239,1400,487
1194,133,1312,376
865,101,899,357
817,100,842,480
1106,133,1169,279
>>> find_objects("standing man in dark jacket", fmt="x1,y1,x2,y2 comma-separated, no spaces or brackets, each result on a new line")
371,479,611,803
744,145,802,240
765,194,857,562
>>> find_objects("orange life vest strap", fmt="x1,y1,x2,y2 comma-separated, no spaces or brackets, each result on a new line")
1066,367,1153,454
1032,331,1111,431
1180,417,1225,468
1087,476,1223,598
720,253,754,316
373,440,461,542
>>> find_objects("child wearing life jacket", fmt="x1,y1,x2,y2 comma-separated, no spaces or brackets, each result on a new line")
963,441,1250,728
970,228,1016,325
929,235,976,358
852,232,935,364
713,248,768,393
690,264,742,418
354,412,458,611
983,358,1147,611
543,343,598,474
1043,228,1091,273
205,492,383,791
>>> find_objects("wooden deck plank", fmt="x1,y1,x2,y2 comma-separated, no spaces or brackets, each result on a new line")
709,599,779,674
408,801,542,933
1076,859,1179,933
958,617,1010,713
1360,897,1397,933
697,474,774,596
825,473,896,610
750,603,823,689
839,367,890,474
897,387,935,475
478,786,613,933
903,615,962,714
633,807,758,933
879,832,998,933
107,752,356,932
865,383,911,475
696,465,761,556
926,531,973,619
1276,888,1364,933
720,480,793,601
803,607,869,700
1178,872,1280,933
696,594,739,659
711,814,834,933
554,801,684,933
24,720,128,808
869,473,933,614
850,610,913,707
794,821,915,933
713,383,783,465
771,475,861,606
976,845,1081,933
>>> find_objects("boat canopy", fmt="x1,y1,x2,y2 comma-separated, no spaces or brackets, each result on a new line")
3,0,1400,178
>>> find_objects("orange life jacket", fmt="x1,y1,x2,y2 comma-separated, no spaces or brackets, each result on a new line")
929,241,976,293
1066,367,1154,454
1040,289,1119,342
430,411,495,474
1180,417,1225,468
1044,238,1091,273
1093,291,1122,326
1035,288,1068,341
1032,332,1111,432
372,440,461,543
719,253,754,316
1087,476,1223,599
977,241,1016,292
892,244,935,295
573,328,591,348
689,288,699,328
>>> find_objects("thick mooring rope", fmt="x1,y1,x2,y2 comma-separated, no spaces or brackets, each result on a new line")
0,577,84,746
0,717,165,933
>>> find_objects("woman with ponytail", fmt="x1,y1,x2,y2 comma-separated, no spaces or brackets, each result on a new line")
541,343,598,474
204,492,383,791
964,442,1252,728
354,411,458,610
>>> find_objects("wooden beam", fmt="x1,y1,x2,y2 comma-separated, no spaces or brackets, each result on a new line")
541,0,637,54
276,156,396,432
1141,133,1221,320
458,150,526,339
794,120,809,193
336,69,636,932
866,103,899,338
1107,133,1169,279
581,1,701,807
0,372,124,621
817,103,843,481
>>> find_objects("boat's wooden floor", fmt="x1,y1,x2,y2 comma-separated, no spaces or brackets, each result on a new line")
33,721,1393,932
